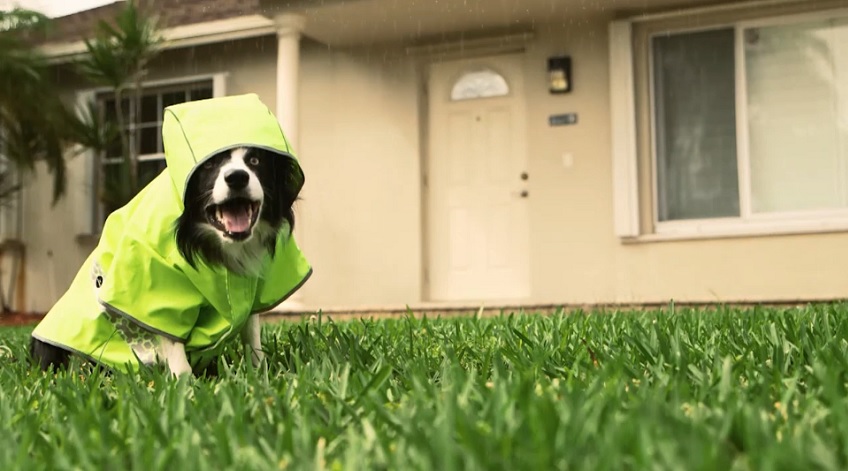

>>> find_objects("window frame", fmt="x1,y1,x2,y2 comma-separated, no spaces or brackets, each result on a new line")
74,73,227,237
648,24,741,227
612,4,848,241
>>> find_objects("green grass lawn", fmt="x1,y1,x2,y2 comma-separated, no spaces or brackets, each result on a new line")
2,304,848,470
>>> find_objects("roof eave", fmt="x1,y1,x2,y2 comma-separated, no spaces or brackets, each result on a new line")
38,14,276,63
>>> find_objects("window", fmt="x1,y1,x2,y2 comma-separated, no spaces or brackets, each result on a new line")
95,80,213,226
450,69,509,101
652,28,740,222
744,18,848,215
611,8,848,238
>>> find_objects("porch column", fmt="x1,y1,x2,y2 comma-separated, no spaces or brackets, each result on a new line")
273,13,306,150
273,13,308,310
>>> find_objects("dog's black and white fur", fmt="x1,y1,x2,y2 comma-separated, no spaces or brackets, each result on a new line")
30,146,302,377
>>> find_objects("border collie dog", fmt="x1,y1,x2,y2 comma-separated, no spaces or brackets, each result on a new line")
29,143,307,377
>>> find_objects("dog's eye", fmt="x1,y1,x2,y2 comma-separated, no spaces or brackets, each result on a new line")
248,156,260,166
202,161,214,169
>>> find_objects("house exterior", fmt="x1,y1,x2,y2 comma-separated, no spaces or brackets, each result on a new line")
9,0,848,314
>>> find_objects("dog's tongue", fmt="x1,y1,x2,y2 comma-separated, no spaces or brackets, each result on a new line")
220,203,251,233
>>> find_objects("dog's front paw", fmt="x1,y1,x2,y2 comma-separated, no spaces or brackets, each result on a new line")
158,336,194,378
168,360,193,378
249,348,265,367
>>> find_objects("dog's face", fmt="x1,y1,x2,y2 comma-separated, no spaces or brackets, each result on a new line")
176,146,302,273
196,147,267,242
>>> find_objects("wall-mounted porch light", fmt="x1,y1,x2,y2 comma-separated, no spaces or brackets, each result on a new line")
548,56,572,94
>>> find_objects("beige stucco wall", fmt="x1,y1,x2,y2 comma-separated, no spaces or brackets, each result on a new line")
296,41,423,306
522,20,619,305
19,158,90,313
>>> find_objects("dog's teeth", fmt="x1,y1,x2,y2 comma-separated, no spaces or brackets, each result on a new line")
216,207,223,222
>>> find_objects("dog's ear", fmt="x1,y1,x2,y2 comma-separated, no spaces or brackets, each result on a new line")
260,152,303,257
273,153,304,209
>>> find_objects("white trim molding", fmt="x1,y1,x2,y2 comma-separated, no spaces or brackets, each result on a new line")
271,13,307,308
404,32,535,59
273,13,306,152
609,20,640,239
73,90,97,238
629,217,848,244
84,72,230,96
627,0,803,23
39,15,276,63
212,73,228,99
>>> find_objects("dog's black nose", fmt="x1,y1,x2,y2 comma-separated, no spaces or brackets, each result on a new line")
224,169,249,189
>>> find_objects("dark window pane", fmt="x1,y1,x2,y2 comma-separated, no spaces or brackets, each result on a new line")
138,159,166,186
190,87,213,101
102,98,115,120
102,161,126,198
162,91,188,111
139,126,159,155
101,97,130,123
140,94,159,123
653,28,739,221
105,134,123,159
103,161,122,184
101,160,130,217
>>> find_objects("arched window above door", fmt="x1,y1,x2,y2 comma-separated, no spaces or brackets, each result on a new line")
450,69,509,101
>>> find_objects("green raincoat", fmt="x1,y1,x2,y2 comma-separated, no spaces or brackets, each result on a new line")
31,94,312,372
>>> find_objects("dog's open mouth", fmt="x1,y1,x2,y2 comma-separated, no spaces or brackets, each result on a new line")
206,198,261,240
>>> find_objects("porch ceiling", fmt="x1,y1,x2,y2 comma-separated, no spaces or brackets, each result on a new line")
263,0,735,46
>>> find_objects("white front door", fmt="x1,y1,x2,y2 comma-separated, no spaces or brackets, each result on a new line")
427,54,531,302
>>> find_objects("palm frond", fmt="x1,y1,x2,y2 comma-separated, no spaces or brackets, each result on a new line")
0,9,72,206
68,100,120,155
0,8,50,34
77,1,162,87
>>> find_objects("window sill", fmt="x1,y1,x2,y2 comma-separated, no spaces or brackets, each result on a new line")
621,218,848,244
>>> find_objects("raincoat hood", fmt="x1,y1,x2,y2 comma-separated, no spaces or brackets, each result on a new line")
31,94,312,373
162,93,302,207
